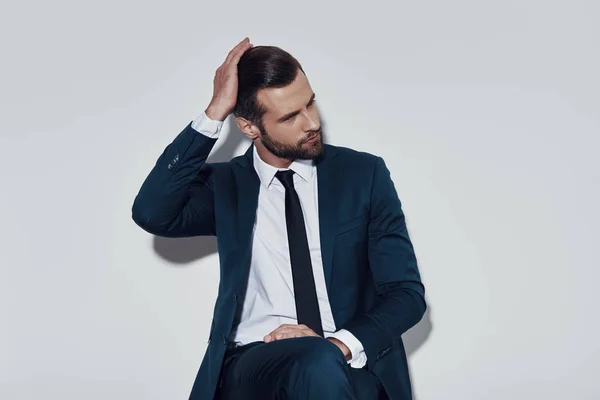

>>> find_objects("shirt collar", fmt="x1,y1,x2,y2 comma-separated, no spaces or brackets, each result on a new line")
252,145,315,189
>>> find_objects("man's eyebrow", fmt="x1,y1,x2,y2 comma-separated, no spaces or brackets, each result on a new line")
276,93,316,123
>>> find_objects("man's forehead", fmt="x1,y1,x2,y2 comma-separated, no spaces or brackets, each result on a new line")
258,78,313,117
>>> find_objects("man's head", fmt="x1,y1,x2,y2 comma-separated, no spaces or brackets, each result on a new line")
233,46,324,165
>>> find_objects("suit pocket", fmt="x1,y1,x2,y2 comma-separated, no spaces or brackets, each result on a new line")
335,212,368,236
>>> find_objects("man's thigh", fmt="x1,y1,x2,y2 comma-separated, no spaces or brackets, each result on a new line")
216,336,383,400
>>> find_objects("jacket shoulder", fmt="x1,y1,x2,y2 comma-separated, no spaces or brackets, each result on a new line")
328,144,382,166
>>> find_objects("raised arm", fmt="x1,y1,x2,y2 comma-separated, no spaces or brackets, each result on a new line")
131,37,254,237
131,122,219,237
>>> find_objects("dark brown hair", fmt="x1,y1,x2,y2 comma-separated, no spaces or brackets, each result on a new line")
233,46,305,128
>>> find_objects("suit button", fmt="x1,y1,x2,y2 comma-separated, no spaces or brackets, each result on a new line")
234,293,238,303
222,334,228,345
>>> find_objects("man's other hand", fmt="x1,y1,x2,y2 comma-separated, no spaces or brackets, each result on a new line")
263,324,351,360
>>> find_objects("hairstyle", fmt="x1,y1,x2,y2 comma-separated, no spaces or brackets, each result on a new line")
233,46,305,128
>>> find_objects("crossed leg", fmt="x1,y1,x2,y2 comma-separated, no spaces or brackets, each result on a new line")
217,336,383,400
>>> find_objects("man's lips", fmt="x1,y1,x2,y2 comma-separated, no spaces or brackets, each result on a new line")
306,132,320,143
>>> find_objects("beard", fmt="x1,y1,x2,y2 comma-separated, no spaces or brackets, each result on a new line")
258,123,324,160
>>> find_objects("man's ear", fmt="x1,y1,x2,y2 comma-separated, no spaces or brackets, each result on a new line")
235,116,260,140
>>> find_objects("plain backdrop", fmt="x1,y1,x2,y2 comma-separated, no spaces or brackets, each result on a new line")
1,0,599,399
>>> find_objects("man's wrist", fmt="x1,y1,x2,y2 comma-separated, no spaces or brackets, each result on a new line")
205,104,229,121
327,337,352,360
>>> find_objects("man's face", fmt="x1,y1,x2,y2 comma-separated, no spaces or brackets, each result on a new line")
255,70,324,160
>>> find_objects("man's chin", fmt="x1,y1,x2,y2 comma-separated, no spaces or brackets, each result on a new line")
299,143,324,160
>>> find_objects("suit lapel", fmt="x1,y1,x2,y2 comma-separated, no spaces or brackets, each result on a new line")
315,145,340,292
232,142,340,293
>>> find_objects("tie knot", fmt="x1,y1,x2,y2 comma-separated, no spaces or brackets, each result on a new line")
275,170,295,189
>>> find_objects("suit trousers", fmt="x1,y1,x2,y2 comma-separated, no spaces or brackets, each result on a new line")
215,335,384,400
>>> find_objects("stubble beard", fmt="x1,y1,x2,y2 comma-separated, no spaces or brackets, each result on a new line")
259,125,324,160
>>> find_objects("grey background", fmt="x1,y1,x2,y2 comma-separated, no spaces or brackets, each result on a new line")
1,0,598,399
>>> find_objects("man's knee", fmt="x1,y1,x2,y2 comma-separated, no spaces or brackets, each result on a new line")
287,336,348,377
282,337,354,398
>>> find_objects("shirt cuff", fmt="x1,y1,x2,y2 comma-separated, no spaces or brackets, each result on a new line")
327,329,368,369
190,110,224,138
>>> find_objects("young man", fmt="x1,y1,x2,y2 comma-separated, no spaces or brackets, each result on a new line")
132,37,426,400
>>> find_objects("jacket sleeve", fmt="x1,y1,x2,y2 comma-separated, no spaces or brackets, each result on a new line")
131,121,218,237
340,156,426,371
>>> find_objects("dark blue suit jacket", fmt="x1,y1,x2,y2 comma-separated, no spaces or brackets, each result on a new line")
132,121,426,400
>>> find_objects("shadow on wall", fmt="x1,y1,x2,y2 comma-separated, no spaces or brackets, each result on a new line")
403,306,433,359
402,305,433,400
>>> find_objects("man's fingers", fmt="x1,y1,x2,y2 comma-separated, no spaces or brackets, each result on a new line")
264,332,307,342
230,42,252,65
264,325,316,342
223,37,247,64
228,39,252,66
224,37,251,65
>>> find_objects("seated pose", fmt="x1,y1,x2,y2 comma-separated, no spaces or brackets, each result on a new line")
132,37,426,400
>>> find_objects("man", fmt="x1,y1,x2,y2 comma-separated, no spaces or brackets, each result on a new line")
132,37,426,400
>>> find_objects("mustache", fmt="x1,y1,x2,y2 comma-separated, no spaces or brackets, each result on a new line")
304,129,322,142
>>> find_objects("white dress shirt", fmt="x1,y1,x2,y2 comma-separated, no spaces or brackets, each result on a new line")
190,112,367,368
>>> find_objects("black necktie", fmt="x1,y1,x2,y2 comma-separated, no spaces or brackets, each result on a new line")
275,170,324,337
